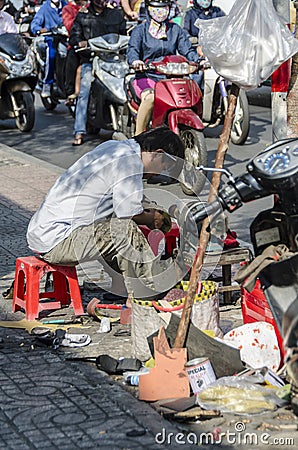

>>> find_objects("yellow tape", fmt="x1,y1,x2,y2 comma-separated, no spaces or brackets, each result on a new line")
131,281,217,307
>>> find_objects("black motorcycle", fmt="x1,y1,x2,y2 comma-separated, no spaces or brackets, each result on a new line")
0,33,36,132
185,138,298,410
16,1,42,38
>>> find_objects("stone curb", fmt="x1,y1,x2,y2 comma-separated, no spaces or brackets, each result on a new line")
0,142,64,175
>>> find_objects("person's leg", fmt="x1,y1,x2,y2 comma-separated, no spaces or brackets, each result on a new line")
135,90,154,135
42,218,176,299
41,37,55,97
73,63,93,142
74,64,82,97
43,37,55,84
191,70,204,93
64,47,80,98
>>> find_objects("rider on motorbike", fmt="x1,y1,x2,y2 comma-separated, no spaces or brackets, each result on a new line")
127,0,200,135
183,0,225,41
30,0,66,98
183,0,225,90
69,0,126,146
62,0,88,104
0,0,18,19
0,0,17,33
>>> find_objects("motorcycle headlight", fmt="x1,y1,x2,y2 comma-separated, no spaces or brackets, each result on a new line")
100,60,129,79
156,62,197,76
6,50,35,77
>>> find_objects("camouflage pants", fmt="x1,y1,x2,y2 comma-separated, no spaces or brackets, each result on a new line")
42,218,177,299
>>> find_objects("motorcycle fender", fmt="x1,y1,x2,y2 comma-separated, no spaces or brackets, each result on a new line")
5,80,32,94
167,110,204,134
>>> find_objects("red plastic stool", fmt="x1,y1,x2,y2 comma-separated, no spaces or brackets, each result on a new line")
12,256,84,321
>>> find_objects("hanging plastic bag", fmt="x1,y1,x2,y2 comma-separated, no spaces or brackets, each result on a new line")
196,0,298,90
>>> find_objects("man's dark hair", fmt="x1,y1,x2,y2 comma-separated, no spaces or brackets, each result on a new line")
134,126,185,160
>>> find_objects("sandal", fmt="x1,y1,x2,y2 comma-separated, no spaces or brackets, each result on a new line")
65,98,75,107
72,134,84,146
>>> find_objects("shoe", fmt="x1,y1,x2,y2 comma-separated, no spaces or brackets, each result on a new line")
112,131,127,141
65,98,75,107
41,84,51,98
31,328,91,349
60,333,91,348
65,94,78,106
2,281,14,299
95,354,142,374
72,134,84,146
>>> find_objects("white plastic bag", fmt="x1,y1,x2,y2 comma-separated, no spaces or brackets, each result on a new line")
196,376,284,415
196,0,298,90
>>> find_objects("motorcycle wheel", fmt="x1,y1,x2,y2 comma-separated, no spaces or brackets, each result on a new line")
40,95,58,111
229,88,250,145
117,104,134,138
178,128,208,196
14,91,35,132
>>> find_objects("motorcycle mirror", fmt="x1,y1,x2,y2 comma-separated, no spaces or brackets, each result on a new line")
197,165,236,183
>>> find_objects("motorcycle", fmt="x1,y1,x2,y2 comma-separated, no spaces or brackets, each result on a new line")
75,33,130,134
202,63,250,145
0,32,36,132
16,2,42,37
32,26,72,113
182,138,298,409
122,54,208,195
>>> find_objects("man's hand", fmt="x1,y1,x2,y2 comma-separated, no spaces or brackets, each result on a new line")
189,36,198,45
197,45,204,57
38,28,48,34
133,209,165,230
79,40,88,48
128,11,138,20
132,60,147,71
151,210,164,230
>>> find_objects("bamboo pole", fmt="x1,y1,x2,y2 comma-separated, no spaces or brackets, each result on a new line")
174,84,240,349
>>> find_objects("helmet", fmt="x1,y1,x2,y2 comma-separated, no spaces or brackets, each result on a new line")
91,0,107,9
145,0,171,7
194,0,212,9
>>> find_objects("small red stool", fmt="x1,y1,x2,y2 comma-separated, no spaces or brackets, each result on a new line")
12,256,84,321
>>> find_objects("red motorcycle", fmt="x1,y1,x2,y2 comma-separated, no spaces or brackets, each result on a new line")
119,55,208,194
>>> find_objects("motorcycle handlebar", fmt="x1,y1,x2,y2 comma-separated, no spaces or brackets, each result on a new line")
37,27,67,36
131,60,202,73
192,200,223,223
75,46,91,53
176,172,268,228
130,63,155,72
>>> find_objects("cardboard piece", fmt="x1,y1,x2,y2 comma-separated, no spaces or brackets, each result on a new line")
138,327,190,401
0,319,90,333
148,314,245,378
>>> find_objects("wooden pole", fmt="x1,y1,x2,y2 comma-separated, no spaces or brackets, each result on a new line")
174,84,240,349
